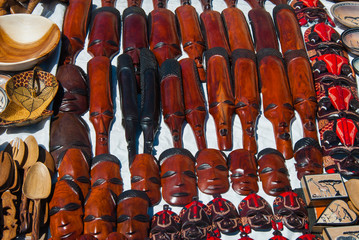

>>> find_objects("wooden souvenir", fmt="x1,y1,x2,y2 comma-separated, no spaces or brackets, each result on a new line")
122,0,148,86
160,59,186,148
91,154,123,197
101,0,116,7
348,201,359,216
117,53,139,163
106,232,128,240
296,234,319,240
179,58,207,150
83,187,117,240
9,137,26,167
139,48,160,156
345,179,359,211
196,148,229,195
79,235,98,240
54,64,88,116
1,190,19,240
87,7,121,59
206,196,240,234
150,205,181,239
179,198,213,240
294,138,323,180
175,0,206,82
49,180,84,240
149,0,181,66
205,47,235,151
238,193,274,232
199,0,230,54
88,56,114,156
228,149,258,196
117,190,150,240
0,151,14,193
50,112,92,163
60,0,92,64
159,148,197,206
57,148,90,198
310,200,357,233
257,148,291,196
257,49,295,159
38,146,56,177
231,49,259,153
130,153,161,206
222,0,254,52
273,191,309,232
322,225,359,240
300,173,348,207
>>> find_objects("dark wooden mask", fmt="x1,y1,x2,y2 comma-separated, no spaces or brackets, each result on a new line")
150,205,181,240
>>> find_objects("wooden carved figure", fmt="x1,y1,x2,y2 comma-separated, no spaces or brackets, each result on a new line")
149,205,181,240
160,59,186,148
228,149,258,196
257,148,291,196
195,148,229,195
149,0,181,66
175,0,206,81
130,153,161,206
101,0,116,7
205,47,235,150
179,58,207,150
159,148,197,206
117,190,151,240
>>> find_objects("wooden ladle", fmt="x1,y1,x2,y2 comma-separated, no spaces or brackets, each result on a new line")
23,162,51,240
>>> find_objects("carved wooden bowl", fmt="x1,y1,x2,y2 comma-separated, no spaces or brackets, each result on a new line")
341,28,359,55
0,14,61,71
353,57,359,74
331,2,359,28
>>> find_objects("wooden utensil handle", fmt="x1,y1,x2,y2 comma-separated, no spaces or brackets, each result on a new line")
31,199,40,240
19,194,29,233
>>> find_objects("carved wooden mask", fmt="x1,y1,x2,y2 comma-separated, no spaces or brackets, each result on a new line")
150,205,181,240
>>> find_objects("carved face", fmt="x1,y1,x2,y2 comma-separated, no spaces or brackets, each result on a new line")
160,149,197,206
323,146,359,176
150,206,181,240
179,200,211,240
130,154,161,206
291,0,334,26
257,149,291,196
273,191,309,231
90,109,114,152
196,149,229,195
101,0,116,7
83,188,117,240
238,193,273,232
117,191,150,240
207,197,240,234
49,180,83,240
312,54,354,79
229,149,258,195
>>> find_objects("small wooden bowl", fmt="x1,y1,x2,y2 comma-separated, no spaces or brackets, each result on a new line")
0,14,61,71
341,28,359,55
331,1,359,28
352,57,359,74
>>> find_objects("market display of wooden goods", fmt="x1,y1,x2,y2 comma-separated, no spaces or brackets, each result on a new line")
1,0,359,239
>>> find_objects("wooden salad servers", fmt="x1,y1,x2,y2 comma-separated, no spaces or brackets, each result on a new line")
175,0,206,82
149,0,181,66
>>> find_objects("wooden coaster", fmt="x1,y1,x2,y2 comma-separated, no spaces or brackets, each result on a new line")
323,225,359,240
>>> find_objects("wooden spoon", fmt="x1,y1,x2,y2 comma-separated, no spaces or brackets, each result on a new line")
37,146,55,177
23,162,51,240
10,137,26,167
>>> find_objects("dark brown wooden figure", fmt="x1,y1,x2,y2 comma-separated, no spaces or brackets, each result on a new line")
205,47,235,151
60,0,92,64
293,138,323,180
54,64,88,116
195,148,229,195
91,154,123,197
232,49,259,153
139,48,160,156
49,180,84,240
117,53,139,163
149,0,181,66
88,56,113,156
122,1,148,86
50,112,92,164
175,0,206,82
199,0,230,54
130,153,161,206
238,193,274,232
117,190,151,240
258,49,295,159
273,191,309,232
57,148,91,198
149,205,181,240
228,149,258,196
222,0,254,52
160,59,186,148
206,195,240,234
179,58,207,150
159,148,197,206
257,148,291,196
83,187,117,240
88,7,121,59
